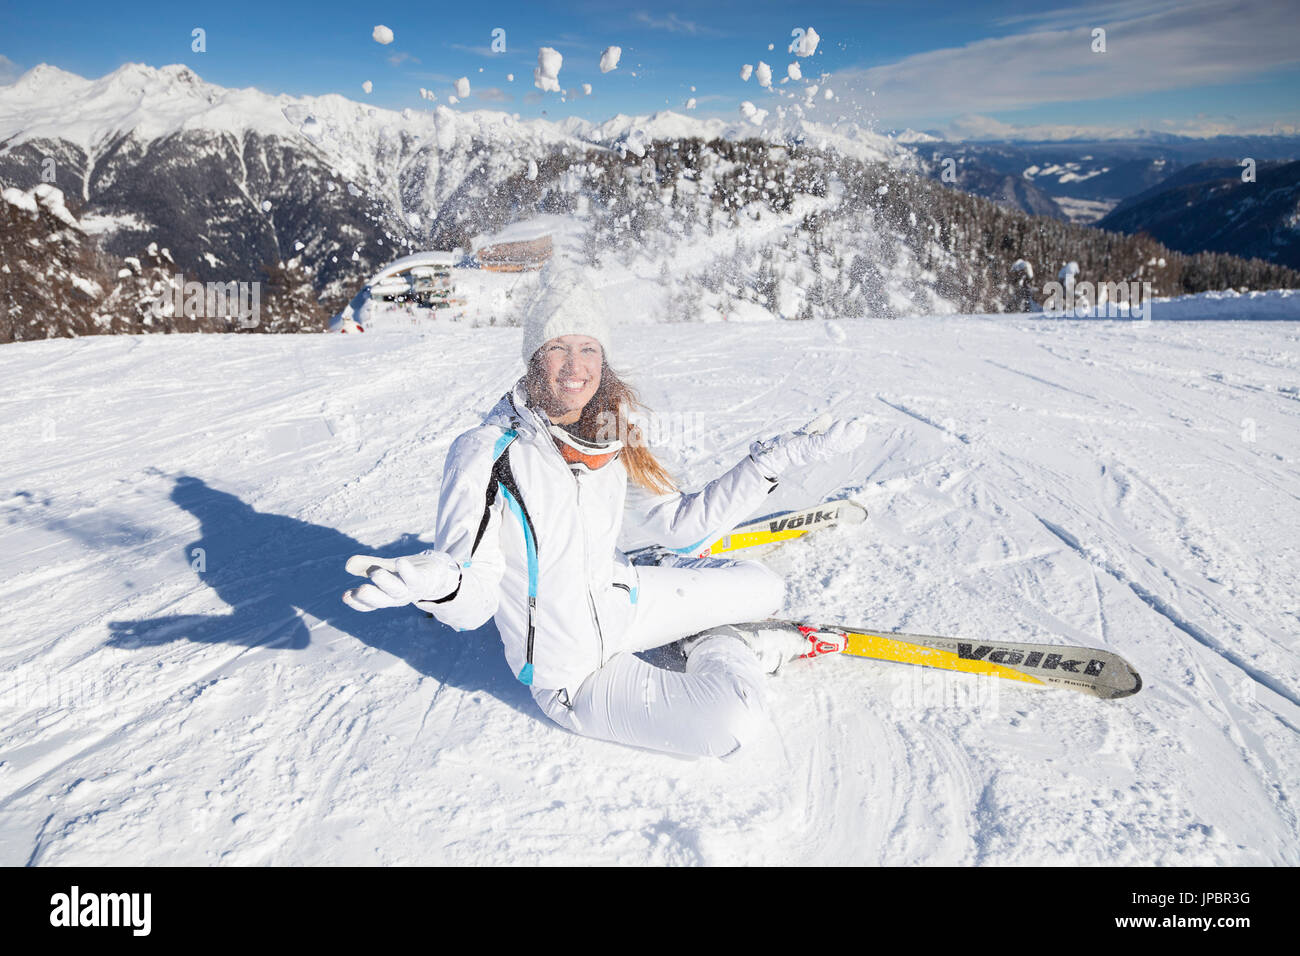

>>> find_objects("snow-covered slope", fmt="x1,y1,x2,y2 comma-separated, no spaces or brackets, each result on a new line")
1,305,1296,865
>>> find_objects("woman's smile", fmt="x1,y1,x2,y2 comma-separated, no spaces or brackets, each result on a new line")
535,335,603,423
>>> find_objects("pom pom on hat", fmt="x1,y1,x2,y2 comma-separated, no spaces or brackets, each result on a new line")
520,269,612,364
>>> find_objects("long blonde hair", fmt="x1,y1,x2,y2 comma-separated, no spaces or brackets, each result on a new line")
525,356,678,495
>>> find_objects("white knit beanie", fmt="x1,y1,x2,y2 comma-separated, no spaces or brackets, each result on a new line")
520,269,612,365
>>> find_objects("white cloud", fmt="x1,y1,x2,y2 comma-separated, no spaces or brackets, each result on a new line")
447,44,495,58
632,11,721,35
941,112,1300,141
834,0,1300,122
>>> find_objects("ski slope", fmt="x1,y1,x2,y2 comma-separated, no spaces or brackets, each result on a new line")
1,311,1297,865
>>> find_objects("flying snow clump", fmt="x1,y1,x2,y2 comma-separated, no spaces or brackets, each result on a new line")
535,47,563,91
600,47,621,73
740,101,768,125
372,25,394,45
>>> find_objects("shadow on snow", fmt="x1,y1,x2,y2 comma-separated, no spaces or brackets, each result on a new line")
104,475,537,720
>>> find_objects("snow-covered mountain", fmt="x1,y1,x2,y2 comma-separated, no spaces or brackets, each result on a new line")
0,63,582,304
1099,160,1300,269
0,62,913,307
3,62,1299,346
898,136,1300,228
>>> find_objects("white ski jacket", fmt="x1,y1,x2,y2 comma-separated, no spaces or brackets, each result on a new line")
422,379,780,693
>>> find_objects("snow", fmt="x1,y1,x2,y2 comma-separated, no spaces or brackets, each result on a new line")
372,26,394,45
896,128,942,144
362,81,372,95
2,187,39,216
600,47,621,73
4,184,78,227
740,102,768,126
1,297,1298,865
470,213,577,252
740,64,753,82
455,78,470,99
68,274,101,297
756,62,772,88
535,48,562,93
1054,196,1118,224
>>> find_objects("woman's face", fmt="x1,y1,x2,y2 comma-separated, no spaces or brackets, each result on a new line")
531,335,603,424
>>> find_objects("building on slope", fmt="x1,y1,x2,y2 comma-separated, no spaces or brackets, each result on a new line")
329,232,555,332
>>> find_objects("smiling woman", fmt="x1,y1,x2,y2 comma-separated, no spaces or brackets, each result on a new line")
342,268,866,757
523,331,678,496
528,335,603,426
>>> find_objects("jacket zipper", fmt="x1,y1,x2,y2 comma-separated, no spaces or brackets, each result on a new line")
575,472,607,669
527,398,608,673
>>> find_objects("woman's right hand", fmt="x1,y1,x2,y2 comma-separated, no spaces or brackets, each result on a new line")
342,550,461,612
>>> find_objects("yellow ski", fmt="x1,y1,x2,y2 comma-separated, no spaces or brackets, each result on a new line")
695,499,868,558
782,622,1143,699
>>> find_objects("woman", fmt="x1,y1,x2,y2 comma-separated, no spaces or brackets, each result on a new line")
343,272,865,758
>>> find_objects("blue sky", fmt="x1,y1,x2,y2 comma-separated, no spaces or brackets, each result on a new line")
2,0,1298,139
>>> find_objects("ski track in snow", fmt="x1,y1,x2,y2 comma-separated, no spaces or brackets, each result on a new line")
1,315,1297,865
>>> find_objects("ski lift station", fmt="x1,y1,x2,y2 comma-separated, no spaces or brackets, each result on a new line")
329,222,557,333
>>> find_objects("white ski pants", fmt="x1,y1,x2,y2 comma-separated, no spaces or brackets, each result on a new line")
530,557,785,758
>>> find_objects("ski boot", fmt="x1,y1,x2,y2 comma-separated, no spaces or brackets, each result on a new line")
678,620,846,675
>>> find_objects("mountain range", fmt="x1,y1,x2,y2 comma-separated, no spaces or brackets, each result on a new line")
2,62,1298,343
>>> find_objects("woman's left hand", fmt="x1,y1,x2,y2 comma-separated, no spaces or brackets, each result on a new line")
749,415,867,479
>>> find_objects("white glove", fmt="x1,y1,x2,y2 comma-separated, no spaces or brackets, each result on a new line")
342,550,461,612
749,414,867,480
